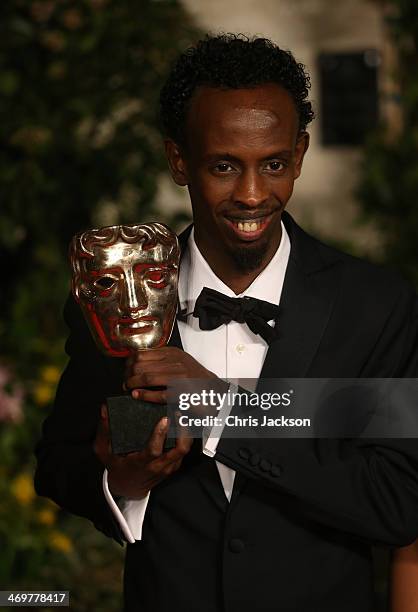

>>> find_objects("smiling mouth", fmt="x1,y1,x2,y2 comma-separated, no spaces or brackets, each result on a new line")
224,212,275,239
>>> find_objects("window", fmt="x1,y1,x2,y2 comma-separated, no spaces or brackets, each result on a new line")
318,51,379,145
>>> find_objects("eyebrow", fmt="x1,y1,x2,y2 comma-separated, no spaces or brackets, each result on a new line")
203,151,293,163
88,267,123,276
88,263,169,275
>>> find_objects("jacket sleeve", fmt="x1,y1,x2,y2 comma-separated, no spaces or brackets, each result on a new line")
215,285,418,547
34,294,125,544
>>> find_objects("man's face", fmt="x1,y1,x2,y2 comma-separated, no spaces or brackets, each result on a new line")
76,239,178,357
166,84,309,273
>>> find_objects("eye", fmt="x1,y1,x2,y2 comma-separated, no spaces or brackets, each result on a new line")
213,162,235,173
94,276,117,291
266,160,285,172
144,269,168,287
147,271,163,282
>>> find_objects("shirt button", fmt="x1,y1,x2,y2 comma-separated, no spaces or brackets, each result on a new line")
249,452,261,467
260,459,272,472
235,344,245,354
229,538,245,553
238,448,251,460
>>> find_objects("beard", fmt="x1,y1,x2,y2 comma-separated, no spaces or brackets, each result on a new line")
227,238,270,273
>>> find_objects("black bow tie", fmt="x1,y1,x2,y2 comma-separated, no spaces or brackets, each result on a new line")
192,287,280,344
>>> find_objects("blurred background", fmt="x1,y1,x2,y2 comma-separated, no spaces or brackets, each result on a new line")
1,0,417,610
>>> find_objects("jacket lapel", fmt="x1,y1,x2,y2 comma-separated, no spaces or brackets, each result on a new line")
230,213,343,505
259,212,343,380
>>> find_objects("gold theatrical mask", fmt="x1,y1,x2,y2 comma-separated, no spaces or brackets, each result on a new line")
70,223,180,358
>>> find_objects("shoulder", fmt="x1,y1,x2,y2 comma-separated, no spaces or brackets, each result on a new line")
62,293,108,361
284,212,416,312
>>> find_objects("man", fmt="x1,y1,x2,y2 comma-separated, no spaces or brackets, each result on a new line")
35,34,418,611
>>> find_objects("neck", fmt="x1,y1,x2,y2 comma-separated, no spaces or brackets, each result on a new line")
212,263,265,295
194,231,282,295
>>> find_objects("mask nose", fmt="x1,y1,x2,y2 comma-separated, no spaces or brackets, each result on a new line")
233,168,269,208
119,268,147,313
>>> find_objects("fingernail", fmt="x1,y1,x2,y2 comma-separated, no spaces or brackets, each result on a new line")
132,390,140,399
161,417,168,431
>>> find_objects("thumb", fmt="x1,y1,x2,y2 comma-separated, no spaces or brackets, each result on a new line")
100,404,110,432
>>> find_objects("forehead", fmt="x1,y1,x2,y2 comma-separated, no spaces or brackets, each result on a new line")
86,241,169,269
186,84,299,151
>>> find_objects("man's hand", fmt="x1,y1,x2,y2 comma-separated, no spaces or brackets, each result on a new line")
94,405,192,499
124,346,219,404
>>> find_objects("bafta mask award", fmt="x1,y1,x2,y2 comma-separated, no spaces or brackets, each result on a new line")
69,222,180,454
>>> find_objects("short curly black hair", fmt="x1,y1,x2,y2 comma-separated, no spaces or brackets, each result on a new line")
159,33,314,146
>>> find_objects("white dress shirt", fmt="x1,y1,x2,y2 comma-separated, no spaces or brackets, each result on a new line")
103,223,290,542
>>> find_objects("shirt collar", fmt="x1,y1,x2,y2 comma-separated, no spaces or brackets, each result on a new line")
178,222,290,315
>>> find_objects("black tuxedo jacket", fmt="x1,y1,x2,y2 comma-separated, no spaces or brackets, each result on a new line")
35,213,418,612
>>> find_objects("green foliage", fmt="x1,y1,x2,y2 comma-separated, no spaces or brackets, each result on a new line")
357,0,418,285
0,0,198,366
0,0,198,607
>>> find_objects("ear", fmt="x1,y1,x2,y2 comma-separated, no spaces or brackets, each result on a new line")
294,131,310,179
165,139,189,186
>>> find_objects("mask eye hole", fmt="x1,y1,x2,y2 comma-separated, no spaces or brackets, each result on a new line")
144,268,168,287
94,276,116,290
147,270,164,282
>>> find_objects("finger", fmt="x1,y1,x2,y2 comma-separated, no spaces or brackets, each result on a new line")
132,360,184,376
94,405,112,460
125,372,161,390
127,375,173,392
175,425,193,455
160,458,184,477
162,428,192,463
125,354,136,368
145,417,169,459
132,388,167,403
133,348,168,363
100,404,110,431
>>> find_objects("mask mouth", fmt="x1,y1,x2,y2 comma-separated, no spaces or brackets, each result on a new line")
118,314,155,323
117,316,158,335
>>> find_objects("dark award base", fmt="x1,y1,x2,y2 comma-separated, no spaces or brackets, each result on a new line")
106,395,176,455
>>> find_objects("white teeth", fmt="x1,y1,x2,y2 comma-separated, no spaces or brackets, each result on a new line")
237,221,261,232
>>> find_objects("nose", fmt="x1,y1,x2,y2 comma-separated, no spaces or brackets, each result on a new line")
232,168,269,208
119,268,148,313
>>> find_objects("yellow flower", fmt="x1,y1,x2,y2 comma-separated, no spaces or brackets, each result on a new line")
41,366,61,385
37,509,56,526
11,474,35,506
33,383,54,406
49,531,73,554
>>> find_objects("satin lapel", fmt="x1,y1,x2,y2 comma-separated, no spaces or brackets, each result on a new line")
167,320,183,349
259,212,343,379
259,257,342,379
